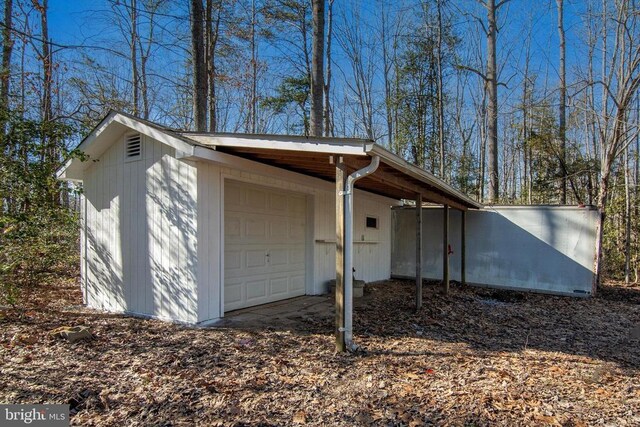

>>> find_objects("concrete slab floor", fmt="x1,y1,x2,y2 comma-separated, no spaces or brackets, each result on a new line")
214,295,335,331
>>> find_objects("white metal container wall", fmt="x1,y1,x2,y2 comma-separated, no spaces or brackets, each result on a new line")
82,132,199,323
391,206,598,295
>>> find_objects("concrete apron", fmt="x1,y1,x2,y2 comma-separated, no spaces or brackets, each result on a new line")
214,291,370,332
214,295,334,331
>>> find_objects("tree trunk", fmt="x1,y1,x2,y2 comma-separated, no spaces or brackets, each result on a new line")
436,0,445,179
522,52,529,204
1,0,13,113
40,0,52,127
39,0,52,170
206,0,221,132
594,166,611,290
191,0,207,131
131,0,139,116
486,0,499,203
557,0,567,204
381,4,393,148
624,144,631,284
310,0,324,137
323,0,333,136
250,0,257,133
0,0,13,155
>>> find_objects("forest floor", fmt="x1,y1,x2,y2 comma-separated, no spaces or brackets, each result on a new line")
1,277,639,426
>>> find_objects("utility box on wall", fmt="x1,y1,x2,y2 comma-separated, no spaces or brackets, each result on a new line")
391,205,598,296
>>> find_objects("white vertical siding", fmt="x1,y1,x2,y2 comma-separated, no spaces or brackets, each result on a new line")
312,188,392,290
83,130,398,324
196,162,222,322
83,133,199,323
192,159,396,322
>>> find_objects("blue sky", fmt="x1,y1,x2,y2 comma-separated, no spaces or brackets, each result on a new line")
34,0,598,138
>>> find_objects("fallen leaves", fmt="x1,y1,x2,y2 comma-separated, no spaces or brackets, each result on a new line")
0,279,639,426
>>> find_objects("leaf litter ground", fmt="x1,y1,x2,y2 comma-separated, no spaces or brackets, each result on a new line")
1,278,639,426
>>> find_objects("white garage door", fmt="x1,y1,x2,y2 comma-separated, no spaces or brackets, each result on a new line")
224,181,307,311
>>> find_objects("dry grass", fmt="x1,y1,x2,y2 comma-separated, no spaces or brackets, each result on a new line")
1,277,639,426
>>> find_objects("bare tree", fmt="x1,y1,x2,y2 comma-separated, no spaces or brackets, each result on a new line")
436,0,445,179
310,0,324,136
130,0,139,116
191,0,207,131
249,0,257,133
460,0,509,202
205,0,221,132
335,5,377,140
323,0,333,136
483,0,509,203
557,0,567,204
1,0,13,114
593,1,640,287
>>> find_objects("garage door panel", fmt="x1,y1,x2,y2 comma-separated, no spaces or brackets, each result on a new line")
225,186,244,208
246,279,268,300
290,246,305,264
269,193,288,212
224,181,307,312
247,188,267,209
224,280,243,306
270,277,289,295
269,249,289,266
225,217,241,240
225,250,242,271
289,196,306,213
246,219,267,239
269,219,288,239
290,222,305,240
246,249,267,268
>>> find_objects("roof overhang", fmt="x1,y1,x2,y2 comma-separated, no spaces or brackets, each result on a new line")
179,132,482,210
58,111,481,210
56,111,196,181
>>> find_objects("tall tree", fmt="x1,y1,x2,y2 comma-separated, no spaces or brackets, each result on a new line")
435,0,445,179
323,0,333,136
593,1,640,287
1,0,13,114
557,0,567,204
191,0,207,131
249,0,257,133
130,0,139,116
310,0,324,136
484,0,504,203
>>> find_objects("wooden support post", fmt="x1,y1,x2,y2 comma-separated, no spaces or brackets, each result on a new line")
443,204,450,294
415,194,422,311
461,210,466,286
335,160,347,352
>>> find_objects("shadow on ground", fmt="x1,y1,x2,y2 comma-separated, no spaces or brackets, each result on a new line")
218,279,640,370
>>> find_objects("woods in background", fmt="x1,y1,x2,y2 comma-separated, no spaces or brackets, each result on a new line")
1,0,640,297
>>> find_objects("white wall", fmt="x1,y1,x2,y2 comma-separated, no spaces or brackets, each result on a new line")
195,159,397,321
82,130,397,324
83,132,199,323
392,206,598,295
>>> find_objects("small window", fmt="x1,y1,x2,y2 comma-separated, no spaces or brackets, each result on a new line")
366,216,378,229
124,133,142,161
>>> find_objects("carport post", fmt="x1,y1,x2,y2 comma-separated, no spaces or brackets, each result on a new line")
415,194,423,311
335,159,347,353
461,210,466,286
443,204,450,294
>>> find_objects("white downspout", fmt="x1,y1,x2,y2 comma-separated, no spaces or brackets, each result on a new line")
343,155,380,348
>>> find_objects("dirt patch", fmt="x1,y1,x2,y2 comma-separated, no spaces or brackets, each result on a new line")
1,278,638,426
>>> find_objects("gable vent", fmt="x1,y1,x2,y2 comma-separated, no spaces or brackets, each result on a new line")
124,133,142,161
